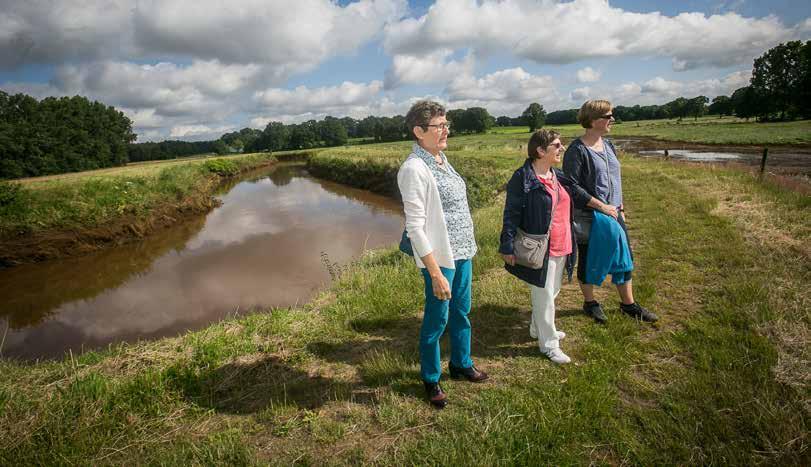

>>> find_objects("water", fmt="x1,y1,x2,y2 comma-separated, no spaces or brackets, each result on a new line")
611,137,811,176
0,164,404,360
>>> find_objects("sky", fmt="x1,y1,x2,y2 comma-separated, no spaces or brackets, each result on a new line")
1,0,809,142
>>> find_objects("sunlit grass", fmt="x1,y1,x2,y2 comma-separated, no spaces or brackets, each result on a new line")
1,138,808,464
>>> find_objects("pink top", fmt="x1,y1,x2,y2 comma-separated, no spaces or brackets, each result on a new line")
538,174,572,257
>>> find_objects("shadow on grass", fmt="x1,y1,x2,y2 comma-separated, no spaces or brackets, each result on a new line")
166,355,371,414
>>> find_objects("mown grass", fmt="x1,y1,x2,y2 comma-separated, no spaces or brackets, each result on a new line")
1,135,807,464
491,117,811,145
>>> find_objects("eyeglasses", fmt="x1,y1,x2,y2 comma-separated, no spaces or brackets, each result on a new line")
423,123,451,132
548,142,563,149
598,113,614,120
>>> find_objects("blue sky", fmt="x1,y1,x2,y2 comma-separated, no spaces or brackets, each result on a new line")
1,0,809,141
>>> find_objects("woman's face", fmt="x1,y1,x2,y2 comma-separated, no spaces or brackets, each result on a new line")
591,108,614,134
416,115,449,155
537,138,565,165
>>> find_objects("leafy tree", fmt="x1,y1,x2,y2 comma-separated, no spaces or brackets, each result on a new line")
730,86,763,121
521,103,546,132
686,96,709,120
751,40,805,120
546,109,578,125
318,118,348,146
289,121,319,149
708,95,733,117
356,116,379,138
495,116,512,127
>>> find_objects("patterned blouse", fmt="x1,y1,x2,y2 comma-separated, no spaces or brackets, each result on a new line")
412,143,477,260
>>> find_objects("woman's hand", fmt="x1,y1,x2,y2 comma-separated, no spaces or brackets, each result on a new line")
501,254,516,266
600,204,619,219
431,273,452,301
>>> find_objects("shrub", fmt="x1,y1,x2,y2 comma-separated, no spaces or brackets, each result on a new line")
203,159,239,176
0,181,22,208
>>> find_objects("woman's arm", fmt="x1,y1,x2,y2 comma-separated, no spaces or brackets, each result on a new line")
397,160,452,300
499,171,524,265
586,197,618,219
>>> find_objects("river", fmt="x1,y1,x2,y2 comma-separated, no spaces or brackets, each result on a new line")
0,164,404,360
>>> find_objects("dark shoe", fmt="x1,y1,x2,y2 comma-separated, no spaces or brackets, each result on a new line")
620,302,659,322
449,363,489,383
584,301,607,324
424,381,447,409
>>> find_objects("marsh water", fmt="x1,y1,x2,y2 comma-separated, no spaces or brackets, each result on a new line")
0,164,404,360
612,137,811,176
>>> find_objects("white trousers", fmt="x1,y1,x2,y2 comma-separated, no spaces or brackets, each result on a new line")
529,255,565,350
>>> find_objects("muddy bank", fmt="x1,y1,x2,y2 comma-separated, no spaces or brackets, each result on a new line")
0,160,275,268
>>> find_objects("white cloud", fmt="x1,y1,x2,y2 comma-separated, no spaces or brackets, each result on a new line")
576,67,601,83
0,0,133,69
445,67,562,116
254,81,385,117
52,60,261,118
570,87,591,101
599,70,753,106
170,124,235,139
0,0,406,74
384,0,807,71
384,49,476,89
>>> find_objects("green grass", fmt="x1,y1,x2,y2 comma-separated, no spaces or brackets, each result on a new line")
0,153,275,239
1,135,808,464
491,117,811,145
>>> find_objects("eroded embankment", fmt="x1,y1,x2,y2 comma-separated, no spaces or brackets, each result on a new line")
0,155,276,267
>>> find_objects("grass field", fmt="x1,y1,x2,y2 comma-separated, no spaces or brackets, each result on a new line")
490,116,811,145
0,152,276,265
1,134,808,464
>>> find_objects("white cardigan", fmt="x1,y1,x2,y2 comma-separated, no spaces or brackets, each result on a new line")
397,154,455,270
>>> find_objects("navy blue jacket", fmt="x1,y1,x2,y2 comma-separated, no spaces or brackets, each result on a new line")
499,159,591,287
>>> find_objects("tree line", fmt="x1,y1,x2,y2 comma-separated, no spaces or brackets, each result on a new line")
0,91,134,179
2,41,808,179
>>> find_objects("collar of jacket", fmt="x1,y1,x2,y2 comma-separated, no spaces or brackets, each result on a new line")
521,158,549,193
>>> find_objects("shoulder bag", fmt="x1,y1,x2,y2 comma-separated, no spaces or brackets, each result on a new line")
513,173,558,269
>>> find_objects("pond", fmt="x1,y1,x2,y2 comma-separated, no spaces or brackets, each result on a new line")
0,164,404,360
612,137,811,177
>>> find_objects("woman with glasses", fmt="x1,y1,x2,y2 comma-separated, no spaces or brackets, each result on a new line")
397,100,488,409
499,129,613,363
562,99,658,324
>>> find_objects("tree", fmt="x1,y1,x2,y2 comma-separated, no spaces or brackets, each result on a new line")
708,95,733,117
521,103,546,132
731,86,763,121
318,118,348,147
496,116,512,127
546,109,578,125
686,96,709,120
751,40,805,120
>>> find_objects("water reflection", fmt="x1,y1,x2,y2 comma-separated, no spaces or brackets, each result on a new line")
0,164,404,360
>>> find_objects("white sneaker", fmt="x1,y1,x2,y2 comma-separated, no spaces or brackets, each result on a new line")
542,347,571,364
530,328,566,340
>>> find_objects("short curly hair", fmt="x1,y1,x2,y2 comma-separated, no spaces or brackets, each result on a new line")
405,100,446,140
577,99,612,128
527,129,561,159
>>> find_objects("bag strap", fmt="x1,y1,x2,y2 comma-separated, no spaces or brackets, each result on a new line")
545,172,559,235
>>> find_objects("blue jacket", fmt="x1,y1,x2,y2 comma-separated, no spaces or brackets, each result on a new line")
584,211,633,285
499,159,591,287
562,137,620,205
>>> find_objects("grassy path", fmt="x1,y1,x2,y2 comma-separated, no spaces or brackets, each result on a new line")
1,145,807,464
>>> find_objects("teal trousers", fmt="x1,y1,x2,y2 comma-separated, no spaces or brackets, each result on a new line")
420,259,474,383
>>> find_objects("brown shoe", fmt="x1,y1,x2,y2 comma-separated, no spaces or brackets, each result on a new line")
449,363,489,383
424,381,447,409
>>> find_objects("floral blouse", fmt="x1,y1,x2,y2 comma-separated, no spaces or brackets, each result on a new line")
412,143,477,260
